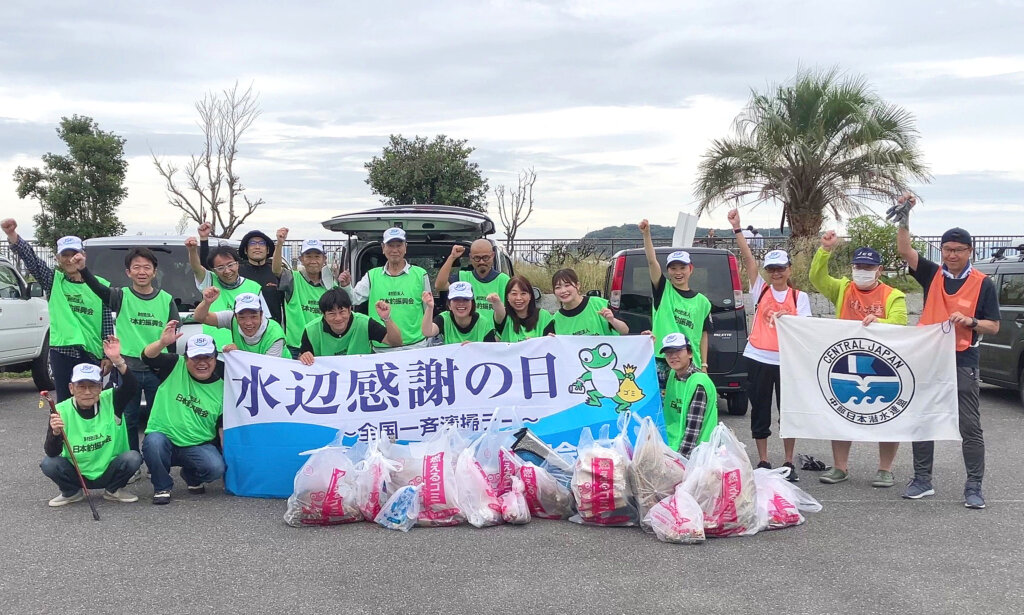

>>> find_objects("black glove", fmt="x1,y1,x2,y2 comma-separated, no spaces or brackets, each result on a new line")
885,200,912,224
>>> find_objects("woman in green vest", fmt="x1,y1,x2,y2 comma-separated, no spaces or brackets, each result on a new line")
186,237,263,349
543,268,628,336
421,281,498,344
659,333,718,456
298,288,403,364
191,288,286,357
492,275,552,342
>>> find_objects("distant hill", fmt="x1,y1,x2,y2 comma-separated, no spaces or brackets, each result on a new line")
583,223,791,239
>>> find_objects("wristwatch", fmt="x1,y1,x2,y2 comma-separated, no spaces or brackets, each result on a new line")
733,228,743,234
113,361,126,369
969,317,978,329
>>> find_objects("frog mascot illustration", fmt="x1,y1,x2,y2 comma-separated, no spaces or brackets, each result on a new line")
569,343,645,412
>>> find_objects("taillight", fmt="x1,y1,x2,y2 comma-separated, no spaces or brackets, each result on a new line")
728,253,743,309
609,255,625,309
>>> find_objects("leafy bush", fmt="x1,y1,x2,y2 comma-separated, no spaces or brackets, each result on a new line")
515,260,608,294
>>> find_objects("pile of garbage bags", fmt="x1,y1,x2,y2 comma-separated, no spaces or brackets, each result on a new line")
284,412,821,545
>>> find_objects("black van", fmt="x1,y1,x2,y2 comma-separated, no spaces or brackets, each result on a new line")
975,245,1024,408
601,246,750,415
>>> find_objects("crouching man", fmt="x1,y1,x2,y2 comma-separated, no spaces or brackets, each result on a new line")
141,326,226,505
660,333,718,458
193,288,286,357
41,336,142,506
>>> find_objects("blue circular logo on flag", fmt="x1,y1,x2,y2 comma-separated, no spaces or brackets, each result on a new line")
816,338,915,425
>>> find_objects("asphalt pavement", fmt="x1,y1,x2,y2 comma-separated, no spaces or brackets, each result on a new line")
2,378,1022,615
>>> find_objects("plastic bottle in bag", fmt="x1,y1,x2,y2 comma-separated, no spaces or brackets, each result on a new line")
386,427,465,527
375,485,422,532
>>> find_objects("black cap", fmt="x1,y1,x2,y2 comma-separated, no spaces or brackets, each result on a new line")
941,227,972,247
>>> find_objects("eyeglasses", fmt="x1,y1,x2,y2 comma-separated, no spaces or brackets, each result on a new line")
213,261,239,273
941,246,971,256
470,255,492,263
247,239,267,247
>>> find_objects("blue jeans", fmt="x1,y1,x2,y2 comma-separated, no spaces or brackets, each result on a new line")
49,349,100,403
142,432,225,492
40,451,142,496
124,369,160,452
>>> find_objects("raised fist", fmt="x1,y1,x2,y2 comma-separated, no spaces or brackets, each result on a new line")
450,244,466,259
375,300,391,320
202,286,220,303
185,236,198,248
421,291,435,310
727,209,741,229
337,271,351,287
485,292,502,306
638,219,650,234
821,230,839,251
70,253,86,269
276,227,289,242
160,321,183,347
102,335,122,362
1,218,16,240
598,307,615,322
197,222,212,239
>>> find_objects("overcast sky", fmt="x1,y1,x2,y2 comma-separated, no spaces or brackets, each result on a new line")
2,1,1022,242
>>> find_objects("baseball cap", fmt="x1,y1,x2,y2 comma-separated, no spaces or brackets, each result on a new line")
185,334,217,358
764,250,790,268
382,227,406,244
300,239,325,255
666,250,691,266
56,236,84,254
852,247,882,266
233,293,263,314
448,281,474,300
659,332,692,353
71,363,102,383
941,227,972,247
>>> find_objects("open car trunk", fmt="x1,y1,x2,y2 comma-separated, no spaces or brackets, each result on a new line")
321,205,496,241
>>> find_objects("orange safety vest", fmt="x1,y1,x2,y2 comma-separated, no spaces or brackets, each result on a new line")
839,283,894,321
918,268,985,352
748,284,799,352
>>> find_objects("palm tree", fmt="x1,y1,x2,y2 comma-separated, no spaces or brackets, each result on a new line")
694,69,930,241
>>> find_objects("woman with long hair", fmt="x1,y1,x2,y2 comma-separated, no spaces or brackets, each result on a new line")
542,268,628,336
492,275,552,342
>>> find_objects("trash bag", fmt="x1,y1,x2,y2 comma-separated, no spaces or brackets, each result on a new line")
616,365,645,403
386,428,464,527
753,467,823,530
356,432,399,522
455,443,504,528
284,440,363,527
644,483,706,544
680,423,758,537
500,475,531,524
375,485,422,532
630,415,687,532
569,421,638,527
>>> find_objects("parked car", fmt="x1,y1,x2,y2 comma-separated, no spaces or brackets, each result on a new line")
0,255,52,390
599,246,750,415
976,245,1024,408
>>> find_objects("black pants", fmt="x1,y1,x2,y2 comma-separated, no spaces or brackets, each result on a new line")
748,359,780,440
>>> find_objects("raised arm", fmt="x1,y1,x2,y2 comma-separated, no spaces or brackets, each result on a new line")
191,286,222,327
894,192,918,271
639,219,661,286
421,291,439,338
186,236,206,284
486,293,506,326
272,227,288,277
375,300,403,347
435,244,464,292
809,231,843,303
728,208,759,289
144,321,183,359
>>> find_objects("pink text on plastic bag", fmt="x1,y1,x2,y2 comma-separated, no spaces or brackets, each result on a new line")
422,452,447,506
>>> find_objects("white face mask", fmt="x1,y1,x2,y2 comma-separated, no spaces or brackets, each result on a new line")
851,269,878,289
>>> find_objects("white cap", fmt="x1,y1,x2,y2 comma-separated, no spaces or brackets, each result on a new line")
233,292,263,314
56,236,84,254
448,281,474,300
659,332,692,353
71,363,102,383
666,250,691,266
300,239,325,255
185,334,217,358
382,227,406,243
764,249,790,267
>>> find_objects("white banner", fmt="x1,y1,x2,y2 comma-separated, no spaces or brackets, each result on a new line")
777,317,960,442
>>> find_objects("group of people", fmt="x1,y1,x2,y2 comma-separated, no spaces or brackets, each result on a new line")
3,192,999,511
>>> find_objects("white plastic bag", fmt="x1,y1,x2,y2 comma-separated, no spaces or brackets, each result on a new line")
455,443,504,528
753,467,822,530
386,428,464,527
630,415,687,532
356,433,399,522
681,423,758,537
284,441,363,527
499,476,531,524
569,422,638,527
375,485,422,532
645,483,706,544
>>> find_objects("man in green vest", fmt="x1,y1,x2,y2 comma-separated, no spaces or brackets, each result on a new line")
272,229,340,358
3,218,114,403
192,289,286,357
339,227,432,352
141,328,226,505
660,333,718,456
187,231,264,350
41,337,142,506
640,219,712,390
78,247,179,458
435,239,510,313
297,288,403,363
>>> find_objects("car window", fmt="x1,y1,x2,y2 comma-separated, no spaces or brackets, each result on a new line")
85,245,204,311
0,265,22,299
622,252,735,311
1000,273,1024,307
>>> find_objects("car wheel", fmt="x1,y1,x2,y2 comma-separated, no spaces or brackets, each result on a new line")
725,391,749,416
31,332,54,392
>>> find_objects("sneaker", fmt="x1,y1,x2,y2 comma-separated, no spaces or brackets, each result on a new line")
153,490,171,505
819,468,849,484
127,468,145,485
103,489,138,503
756,461,772,470
187,485,206,495
782,462,799,482
48,491,84,507
964,482,985,509
872,470,895,488
902,478,935,499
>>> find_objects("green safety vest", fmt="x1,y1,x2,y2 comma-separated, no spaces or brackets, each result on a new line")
231,317,286,355
551,297,618,336
368,265,426,348
205,276,262,350
651,285,711,365
664,370,718,452
56,389,128,480
305,313,374,356
284,272,327,348
439,311,494,344
498,309,553,343
117,288,173,359
145,357,224,447
48,271,109,358
458,270,510,312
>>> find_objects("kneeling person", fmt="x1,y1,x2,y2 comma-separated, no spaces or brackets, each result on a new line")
661,333,718,457
142,328,226,505
298,289,402,364
193,288,286,357
41,337,142,506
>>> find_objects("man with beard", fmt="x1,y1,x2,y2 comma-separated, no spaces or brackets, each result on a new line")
435,239,509,314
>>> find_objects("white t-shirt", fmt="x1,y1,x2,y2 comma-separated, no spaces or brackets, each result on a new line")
743,275,812,366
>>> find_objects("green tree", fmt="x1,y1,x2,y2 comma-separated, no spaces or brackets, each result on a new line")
694,69,930,243
365,135,489,212
14,115,128,246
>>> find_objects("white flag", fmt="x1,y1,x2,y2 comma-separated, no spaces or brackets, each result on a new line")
777,317,960,442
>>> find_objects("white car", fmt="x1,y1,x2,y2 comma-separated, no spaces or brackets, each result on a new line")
0,255,52,390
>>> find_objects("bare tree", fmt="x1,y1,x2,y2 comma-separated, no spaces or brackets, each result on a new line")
152,81,264,238
494,167,537,252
